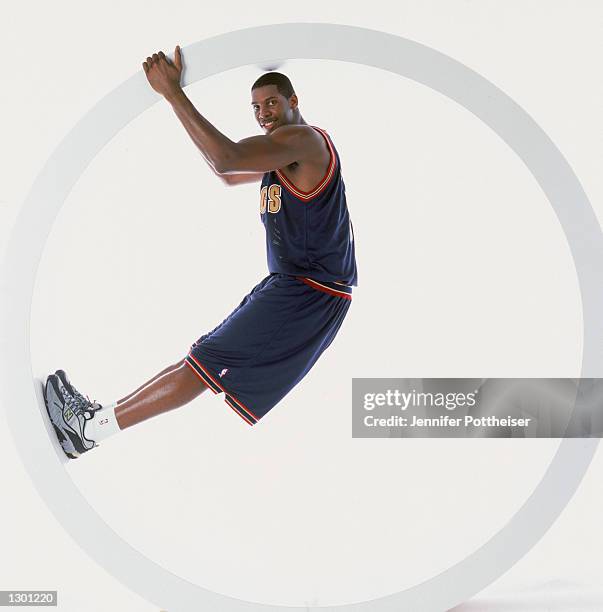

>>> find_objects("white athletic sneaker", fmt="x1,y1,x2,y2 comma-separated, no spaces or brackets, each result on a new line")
44,373,100,459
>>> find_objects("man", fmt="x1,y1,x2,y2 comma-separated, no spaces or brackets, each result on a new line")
44,46,357,459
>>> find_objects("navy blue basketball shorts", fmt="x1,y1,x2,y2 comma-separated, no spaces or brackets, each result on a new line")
184,273,352,426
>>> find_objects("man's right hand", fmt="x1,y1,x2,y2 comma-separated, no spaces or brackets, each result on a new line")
142,46,183,99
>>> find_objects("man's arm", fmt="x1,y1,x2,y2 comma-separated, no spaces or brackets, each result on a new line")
143,47,321,174
166,89,318,174
219,172,265,186
208,163,264,186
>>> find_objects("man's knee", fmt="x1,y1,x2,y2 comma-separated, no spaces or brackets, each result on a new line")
179,357,209,392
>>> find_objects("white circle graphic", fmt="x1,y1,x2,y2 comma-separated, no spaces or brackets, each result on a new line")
2,23,602,612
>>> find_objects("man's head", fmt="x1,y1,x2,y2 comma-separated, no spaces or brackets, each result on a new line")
251,72,299,133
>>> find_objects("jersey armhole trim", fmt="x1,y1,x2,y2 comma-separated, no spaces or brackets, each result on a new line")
275,126,336,201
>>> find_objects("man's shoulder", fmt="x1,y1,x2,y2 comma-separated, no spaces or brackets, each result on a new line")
270,124,325,143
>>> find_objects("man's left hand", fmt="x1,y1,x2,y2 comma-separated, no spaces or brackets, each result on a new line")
143,46,183,98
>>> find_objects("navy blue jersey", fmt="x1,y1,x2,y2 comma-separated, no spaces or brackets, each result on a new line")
260,126,358,286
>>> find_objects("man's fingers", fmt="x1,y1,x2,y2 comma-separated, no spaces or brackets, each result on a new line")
158,50,173,66
143,48,176,74
174,45,182,71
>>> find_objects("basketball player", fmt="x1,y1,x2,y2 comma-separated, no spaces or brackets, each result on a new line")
44,46,357,459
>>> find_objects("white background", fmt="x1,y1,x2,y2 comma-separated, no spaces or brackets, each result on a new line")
1,1,602,611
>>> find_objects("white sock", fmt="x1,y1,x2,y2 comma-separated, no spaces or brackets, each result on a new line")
84,401,121,443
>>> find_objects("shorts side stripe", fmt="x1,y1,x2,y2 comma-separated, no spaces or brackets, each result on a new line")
185,355,221,393
224,391,259,424
185,354,259,425
225,395,256,426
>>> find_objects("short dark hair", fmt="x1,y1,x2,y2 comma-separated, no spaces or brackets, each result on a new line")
251,72,295,99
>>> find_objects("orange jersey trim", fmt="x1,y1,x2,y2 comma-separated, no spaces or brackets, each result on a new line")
297,277,352,300
275,126,336,201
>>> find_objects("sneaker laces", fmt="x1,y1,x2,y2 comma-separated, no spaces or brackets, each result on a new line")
60,385,99,419
57,382,101,449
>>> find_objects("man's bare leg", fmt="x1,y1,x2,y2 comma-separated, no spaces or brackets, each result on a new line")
114,359,207,430
115,360,184,405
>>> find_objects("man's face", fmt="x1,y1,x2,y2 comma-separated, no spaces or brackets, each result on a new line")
251,85,297,133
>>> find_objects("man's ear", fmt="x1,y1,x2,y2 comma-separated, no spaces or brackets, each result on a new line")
289,94,299,110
